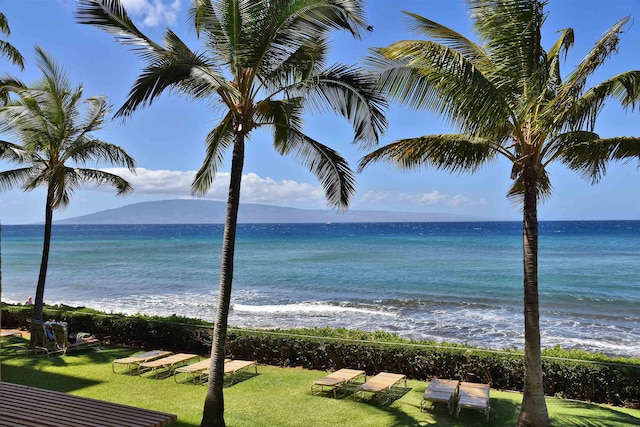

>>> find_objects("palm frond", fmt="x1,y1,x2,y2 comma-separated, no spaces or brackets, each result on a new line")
300,63,387,147
403,11,491,70
288,0,369,40
189,0,233,69
0,13,24,70
0,167,35,192
75,0,164,54
358,134,497,174
34,46,72,97
558,70,640,131
0,12,9,35
281,128,356,210
115,43,230,118
0,139,29,162
192,114,235,196
65,138,136,170
559,17,630,106
255,97,305,149
0,40,24,70
260,35,328,89
469,0,546,96
506,168,553,206
541,130,599,164
75,96,110,137
559,136,640,184
544,28,574,97
75,167,135,195
369,42,511,140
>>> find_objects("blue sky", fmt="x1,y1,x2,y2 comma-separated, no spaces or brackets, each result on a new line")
0,0,638,224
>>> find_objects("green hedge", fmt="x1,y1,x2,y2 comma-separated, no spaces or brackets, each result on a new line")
2,304,638,407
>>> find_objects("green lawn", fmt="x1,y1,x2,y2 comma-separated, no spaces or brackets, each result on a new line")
1,343,638,427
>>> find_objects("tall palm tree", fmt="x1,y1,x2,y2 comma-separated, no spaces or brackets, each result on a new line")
359,1,640,426
76,1,386,425
0,47,136,324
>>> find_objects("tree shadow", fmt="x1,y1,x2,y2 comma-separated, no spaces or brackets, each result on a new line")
550,400,640,427
355,386,413,407
224,370,260,387
1,364,101,393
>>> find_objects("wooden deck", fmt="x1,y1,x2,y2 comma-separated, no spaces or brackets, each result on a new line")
0,382,177,427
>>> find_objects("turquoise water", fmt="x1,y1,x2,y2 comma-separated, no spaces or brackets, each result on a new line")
2,221,638,357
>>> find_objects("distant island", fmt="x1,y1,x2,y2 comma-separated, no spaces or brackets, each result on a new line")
54,199,489,224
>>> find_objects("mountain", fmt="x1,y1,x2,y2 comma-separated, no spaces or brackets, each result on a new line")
54,199,487,224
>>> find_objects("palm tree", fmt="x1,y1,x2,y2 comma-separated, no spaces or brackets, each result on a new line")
76,1,386,425
359,1,640,426
0,47,136,324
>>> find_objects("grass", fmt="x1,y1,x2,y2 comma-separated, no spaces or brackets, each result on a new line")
1,340,639,427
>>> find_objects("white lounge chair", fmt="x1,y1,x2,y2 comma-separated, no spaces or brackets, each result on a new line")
456,382,490,420
312,368,366,398
112,350,174,374
421,378,460,414
138,353,200,378
354,372,407,403
201,359,258,384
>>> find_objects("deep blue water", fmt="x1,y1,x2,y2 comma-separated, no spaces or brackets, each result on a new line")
2,221,638,357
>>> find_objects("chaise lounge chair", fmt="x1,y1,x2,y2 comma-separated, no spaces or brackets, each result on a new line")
174,358,215,384
456,381,491,420
354,372,407,403
201,359,259,384
112,350,174,374
0,329,23,340
51,323,101,356
16,321,57,357
421,378,460,415
312,368,366,398
138,353,200,378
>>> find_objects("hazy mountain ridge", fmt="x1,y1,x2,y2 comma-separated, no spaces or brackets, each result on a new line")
53,199,487,224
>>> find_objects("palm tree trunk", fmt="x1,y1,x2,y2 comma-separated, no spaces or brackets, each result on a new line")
200,134,245,427
32,187,54,325
518,165,550,427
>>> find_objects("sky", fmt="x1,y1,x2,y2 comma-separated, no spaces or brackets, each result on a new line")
0,0,638,224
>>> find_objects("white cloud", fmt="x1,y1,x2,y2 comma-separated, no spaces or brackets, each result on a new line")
99,168,327,205
357,189,484,209
121,0,181,27
92,168,486,211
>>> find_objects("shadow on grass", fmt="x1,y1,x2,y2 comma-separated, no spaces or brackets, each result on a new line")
1,364,101,393
354,386,413,408
186,370,260,388
224,370,259,387
550,400,640,427
4,342,130,366
383,387,521,427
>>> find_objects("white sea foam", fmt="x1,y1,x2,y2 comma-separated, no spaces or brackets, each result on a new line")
233,302,397,317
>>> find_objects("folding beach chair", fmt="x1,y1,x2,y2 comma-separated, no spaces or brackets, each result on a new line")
16,321,56,357
174,358,213,384
312,368,366,398
138,353,200,378
51,323,101,356
456,382,491,421
112,349,174,374
0,329,23,340
201,359,258,384
354,372,407,404
420,378,460,414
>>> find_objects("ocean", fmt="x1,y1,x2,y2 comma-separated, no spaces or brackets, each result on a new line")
1,221,638,358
